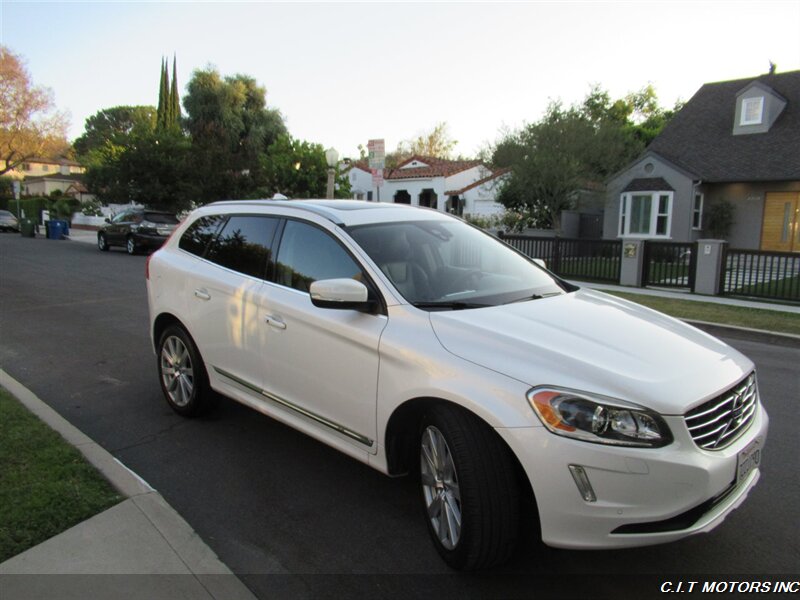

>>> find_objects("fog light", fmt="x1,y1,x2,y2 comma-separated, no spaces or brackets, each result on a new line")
568,465,597,502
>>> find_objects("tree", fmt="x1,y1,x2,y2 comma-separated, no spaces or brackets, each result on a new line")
156,56,181,133
169,55,181,129
73,106,156,157
390,122,458,166
183,67,286,203
262,134,350,199
83,128,194,211
493,84,680,231
0,46,69,176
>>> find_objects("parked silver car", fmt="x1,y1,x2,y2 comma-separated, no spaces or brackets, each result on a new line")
0,210,20,232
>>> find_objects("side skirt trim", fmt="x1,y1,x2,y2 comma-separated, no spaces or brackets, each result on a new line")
213,366,374,448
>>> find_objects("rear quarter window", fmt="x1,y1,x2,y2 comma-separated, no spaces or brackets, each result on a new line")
179,215,226,257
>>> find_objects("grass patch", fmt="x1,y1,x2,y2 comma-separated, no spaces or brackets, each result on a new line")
730,274,800,302
556,257,620,281
602,291,800,336
0,388,122,562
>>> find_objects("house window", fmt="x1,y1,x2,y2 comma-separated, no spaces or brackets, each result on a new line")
740,97,764,125
618,192,673,237
692,193,704,230
42,164,50,172
21,163,31,171
367,191,373,201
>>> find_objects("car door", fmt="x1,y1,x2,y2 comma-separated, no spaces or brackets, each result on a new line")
256,219,387,452
107,210,131,245
183,214,280,392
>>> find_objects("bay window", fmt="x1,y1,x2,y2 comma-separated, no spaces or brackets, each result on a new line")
618,192,673,237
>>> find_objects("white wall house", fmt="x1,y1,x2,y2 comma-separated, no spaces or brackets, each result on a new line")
348,156,507,217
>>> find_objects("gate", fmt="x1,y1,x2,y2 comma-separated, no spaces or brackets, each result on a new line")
643,241,697,290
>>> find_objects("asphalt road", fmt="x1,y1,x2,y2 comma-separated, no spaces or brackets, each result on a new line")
1,234,798,598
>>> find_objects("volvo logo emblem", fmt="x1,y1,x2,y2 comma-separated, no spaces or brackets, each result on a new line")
714,390,747,447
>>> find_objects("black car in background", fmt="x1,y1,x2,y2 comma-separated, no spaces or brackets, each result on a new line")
97,208,180,255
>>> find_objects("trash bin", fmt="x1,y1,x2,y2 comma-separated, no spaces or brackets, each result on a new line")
47,220,65,240
19,219,35,238
57,219,70,236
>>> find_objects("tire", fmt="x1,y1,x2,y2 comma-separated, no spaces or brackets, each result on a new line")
419,404,521,570
126,235,137,255
157,325,217,417
98,233,109,251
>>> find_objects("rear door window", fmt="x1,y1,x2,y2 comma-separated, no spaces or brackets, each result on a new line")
205,215,279,279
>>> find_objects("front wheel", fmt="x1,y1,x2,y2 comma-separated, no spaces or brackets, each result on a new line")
419,404,521,570
98,233,109,251
126,236,137,255
157,326,216,417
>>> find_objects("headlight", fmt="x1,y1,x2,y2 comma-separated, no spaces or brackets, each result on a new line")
527,387,672,448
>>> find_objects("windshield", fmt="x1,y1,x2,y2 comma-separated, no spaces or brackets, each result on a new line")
348,220,567,308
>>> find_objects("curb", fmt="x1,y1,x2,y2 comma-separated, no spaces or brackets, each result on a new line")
684,320,800,347
0,369,256,599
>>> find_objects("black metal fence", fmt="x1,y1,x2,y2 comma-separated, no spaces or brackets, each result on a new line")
497,233,621,283
642,241,697,290
721,248,800,301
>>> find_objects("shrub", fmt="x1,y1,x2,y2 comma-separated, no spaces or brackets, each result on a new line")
80,199,104,217
463,213,500,229
705,199,735,239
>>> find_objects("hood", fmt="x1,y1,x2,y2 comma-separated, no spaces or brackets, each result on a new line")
429,289,753,415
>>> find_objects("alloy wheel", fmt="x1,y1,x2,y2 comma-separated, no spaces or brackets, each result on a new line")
420,425,462,550
160,335,195,407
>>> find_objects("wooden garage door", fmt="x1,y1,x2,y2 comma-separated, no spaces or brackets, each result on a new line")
761,192,799,252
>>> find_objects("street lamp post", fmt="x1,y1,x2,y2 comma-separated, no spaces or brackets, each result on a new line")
325,147,339,199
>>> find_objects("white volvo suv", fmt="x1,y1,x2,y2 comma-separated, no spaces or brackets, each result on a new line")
146,200,767,570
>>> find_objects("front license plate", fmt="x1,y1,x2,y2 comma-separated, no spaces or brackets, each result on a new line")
736,437,762,485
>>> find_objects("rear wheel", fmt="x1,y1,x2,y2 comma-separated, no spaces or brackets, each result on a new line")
419,404,521,570
126,235,137,255
157,325,216,417
98,233,109,251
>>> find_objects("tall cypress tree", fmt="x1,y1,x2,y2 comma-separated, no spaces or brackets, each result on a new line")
156,57,167,131
169,54,181,130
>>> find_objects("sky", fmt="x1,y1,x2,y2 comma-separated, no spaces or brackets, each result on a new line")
2,1,799,160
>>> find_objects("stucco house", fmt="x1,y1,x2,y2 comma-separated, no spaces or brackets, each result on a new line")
21,172,94,202
1,157,84,179
603,70,800,251
347,156,508,217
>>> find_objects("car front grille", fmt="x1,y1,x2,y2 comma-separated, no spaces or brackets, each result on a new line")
684,372,758,450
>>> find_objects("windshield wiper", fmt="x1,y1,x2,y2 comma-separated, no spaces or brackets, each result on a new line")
506,291,562,304
412,301,488,310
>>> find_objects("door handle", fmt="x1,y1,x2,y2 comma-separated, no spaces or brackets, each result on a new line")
194,288,211,301
264,315,287,330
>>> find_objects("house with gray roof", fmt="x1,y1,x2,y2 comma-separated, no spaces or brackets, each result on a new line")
603,70,800,252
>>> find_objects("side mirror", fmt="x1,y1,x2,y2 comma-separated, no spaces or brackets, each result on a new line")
310,279,373,311
533,258,547,269
105,218,111,224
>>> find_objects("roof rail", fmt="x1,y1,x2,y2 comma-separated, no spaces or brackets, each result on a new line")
208,199,345,226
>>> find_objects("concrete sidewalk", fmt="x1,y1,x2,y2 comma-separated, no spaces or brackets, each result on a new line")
0,369,256,600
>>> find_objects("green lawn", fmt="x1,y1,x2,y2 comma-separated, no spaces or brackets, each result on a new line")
730,274,800,302
603,291,800,335
556,256,620,281
0,388,122,562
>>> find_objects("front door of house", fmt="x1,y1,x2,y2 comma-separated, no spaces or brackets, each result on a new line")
760,192,799,252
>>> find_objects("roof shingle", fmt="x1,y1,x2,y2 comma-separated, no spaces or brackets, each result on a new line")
647,70,800,182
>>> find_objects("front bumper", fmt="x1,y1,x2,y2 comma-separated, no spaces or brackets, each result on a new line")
496,402,768,549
